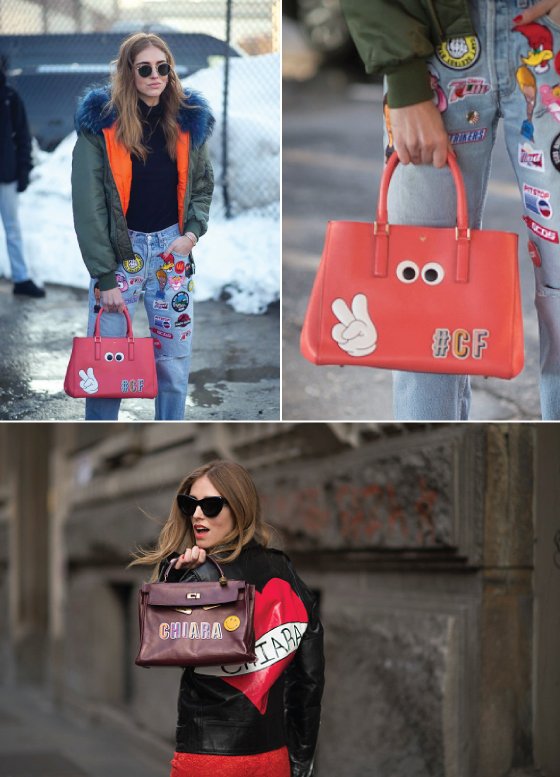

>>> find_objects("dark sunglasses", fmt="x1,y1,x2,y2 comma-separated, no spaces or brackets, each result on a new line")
177,494,228,518
135,62,171,78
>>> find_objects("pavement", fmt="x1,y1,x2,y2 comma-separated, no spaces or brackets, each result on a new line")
0,279,280,420
283,71,541,421
0,684,171,777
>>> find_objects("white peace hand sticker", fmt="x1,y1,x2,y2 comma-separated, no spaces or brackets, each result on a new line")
331,293,377,356
79,367,99,394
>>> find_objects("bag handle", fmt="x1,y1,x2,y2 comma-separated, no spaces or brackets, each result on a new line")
92,307,137,361
373,152,471,283
163,554,229,586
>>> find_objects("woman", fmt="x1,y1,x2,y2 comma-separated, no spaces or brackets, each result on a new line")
130,460,324,777
72,32,214,420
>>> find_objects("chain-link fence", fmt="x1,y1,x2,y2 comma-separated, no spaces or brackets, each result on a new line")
0,0,279,218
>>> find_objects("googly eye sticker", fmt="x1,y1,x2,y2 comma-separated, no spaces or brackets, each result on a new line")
104,352,114,362
421,262,445,285
115,352,125,362
396,260,419,283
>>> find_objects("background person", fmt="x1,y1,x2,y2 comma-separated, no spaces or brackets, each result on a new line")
72,32,214,420
0,55,46,298
340,0,560,420
130,459,325,777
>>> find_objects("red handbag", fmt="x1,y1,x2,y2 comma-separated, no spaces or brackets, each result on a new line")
135,557,256,668
300,153,524,378
64,307,158,398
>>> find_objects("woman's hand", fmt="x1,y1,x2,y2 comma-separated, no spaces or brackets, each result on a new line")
513,0,560,25
175,546,207,570
390,100,454,168
100,286,125,313
167,234,196,256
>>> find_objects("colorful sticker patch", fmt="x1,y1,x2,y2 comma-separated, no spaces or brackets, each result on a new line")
172,291,189,312
153,300,169,310
175,261,185,274
432,328,489,360
523,183,552,219
550,133,560,172
179,330,192,340
523,215,559,243
448,128,487,144
519,142,545,172
154,314,172,330
516,22,553,74
128,277,143,286
436,36,480,70
150,327,174,339
115,272,128,292
123,254,144,274
528,240,542,267
428,66,447,112
175,313,192,328
169,275,183,291
188,280,195,292
448,77,490,103
539,84,560,124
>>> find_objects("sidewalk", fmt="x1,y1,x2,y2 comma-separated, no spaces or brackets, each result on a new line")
0,279,280,420
0,684,172,777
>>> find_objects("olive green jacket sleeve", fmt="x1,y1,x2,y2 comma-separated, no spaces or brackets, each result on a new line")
184,142,214,240
339,0,473,108
71,131,119,291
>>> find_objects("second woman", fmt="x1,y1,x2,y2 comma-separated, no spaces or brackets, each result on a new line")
72,32,214,420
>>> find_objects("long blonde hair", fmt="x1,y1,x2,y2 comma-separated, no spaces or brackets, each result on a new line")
129,460,272,580
107,32,187,162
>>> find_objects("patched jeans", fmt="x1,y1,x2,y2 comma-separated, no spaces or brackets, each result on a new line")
386,0,560,419
0,182,29,283
85,223,195,421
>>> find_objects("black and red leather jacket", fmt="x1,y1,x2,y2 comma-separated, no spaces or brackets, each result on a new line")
158,540,324,777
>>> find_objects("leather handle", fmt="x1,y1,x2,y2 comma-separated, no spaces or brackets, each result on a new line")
374,152,471,282
163,554,228,584
93,306,134,339
376,151,469,230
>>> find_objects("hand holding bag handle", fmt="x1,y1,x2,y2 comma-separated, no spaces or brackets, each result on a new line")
162,554,229,585
373,152,471,283
93,307,136,362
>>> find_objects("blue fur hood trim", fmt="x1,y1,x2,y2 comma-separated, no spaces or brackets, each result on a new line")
74,85,215,149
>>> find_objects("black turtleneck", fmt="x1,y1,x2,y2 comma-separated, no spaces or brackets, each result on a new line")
126,99,179,233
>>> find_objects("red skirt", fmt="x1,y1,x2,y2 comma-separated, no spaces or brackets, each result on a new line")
170,746,290,777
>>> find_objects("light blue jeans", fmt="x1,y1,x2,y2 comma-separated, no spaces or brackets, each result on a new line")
388,0,560,419
0,182,29,283
85,223,195,421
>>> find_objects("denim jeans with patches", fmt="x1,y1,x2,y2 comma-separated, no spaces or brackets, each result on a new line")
387,0,560,419
84,222,195,421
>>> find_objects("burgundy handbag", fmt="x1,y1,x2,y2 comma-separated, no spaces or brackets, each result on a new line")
135,556,256,668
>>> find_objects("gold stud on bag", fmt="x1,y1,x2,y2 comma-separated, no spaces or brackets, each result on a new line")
135,556,256,668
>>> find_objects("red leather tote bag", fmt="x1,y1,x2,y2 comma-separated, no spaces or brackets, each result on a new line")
300,153,524,378
64,307,158,398
135,557,256,668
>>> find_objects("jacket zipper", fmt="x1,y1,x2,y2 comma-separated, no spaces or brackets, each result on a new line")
426,0,444,40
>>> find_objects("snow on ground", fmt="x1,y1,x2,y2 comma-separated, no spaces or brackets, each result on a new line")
0,53,279,315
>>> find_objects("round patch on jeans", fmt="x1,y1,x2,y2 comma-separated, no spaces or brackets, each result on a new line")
436,36,480,70
172,291,189,312
550,133,560,172
528,240,542,267
123,254,144,274
188,279,195,292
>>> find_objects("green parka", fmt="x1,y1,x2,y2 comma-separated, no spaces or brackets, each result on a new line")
72,86,215,291
339,0,474,108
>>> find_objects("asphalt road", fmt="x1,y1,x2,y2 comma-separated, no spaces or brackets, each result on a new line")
283,74,541,421
0,281,279,420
